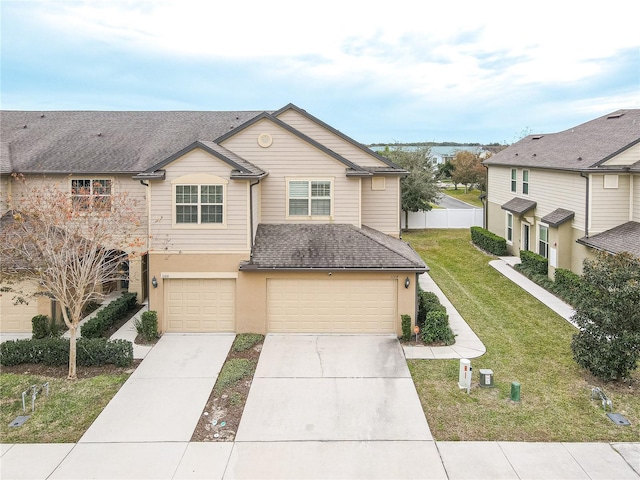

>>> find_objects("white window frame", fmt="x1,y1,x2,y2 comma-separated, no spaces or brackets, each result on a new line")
538,223,549,258
510,168,517,193
171,174,227,228
286,178,333,218
70,178,113,211
522,169,529,195
506,212,513,245
522,223,530,251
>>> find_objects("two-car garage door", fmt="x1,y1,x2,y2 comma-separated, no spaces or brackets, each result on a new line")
165,278,235,332
267,278,397,333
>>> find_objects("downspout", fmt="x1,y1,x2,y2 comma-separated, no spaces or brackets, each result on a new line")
579,172,589,238
482,164,489,229
249,179,261,257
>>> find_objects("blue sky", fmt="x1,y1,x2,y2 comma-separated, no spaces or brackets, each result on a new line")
1,0,638,144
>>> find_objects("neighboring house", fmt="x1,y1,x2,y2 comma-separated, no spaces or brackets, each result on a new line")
1,104,427,335
483,109,640,277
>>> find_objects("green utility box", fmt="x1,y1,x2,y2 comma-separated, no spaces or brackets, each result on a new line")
511,381,521,402
479,369,494,387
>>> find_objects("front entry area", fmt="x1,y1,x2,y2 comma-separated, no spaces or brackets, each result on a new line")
266,278,397,333
164,278,235,332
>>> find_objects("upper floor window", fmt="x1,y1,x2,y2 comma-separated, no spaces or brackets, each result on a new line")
288,179,332,217
175,184,223,224
71,179,112,211
522,170,529,195
510,169,517,193
538,224,549,258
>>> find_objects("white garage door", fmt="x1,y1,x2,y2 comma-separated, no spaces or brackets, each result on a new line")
0,282,40,333
267,278,397,333
165,278,235,332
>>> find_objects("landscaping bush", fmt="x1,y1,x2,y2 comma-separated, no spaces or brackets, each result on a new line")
0,337,133,367
80,292,137,339
520,250,548,276
552,268,593,307
401,314,412,340
32,315,50,339
470,226,507,256
140,310,159,342
421,310,455,345
232,333,264,352
417,288,446,329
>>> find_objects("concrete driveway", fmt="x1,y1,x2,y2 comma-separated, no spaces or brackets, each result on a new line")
228,334,446,479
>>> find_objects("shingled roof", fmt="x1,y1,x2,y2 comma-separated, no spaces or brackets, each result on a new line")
483,109,640,172
0,110,265,174
501,197,537,215
577,221,640,258
541,208,575,227
240,224,427,271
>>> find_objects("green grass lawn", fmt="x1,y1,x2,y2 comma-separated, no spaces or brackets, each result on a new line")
1,373,129,443
404,229,639,442
441,187,483,207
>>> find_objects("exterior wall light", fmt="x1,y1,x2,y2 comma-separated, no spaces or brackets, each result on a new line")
404,277,410,289
152,276,158,288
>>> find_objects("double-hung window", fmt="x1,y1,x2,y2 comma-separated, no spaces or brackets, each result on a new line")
506,212,513,243
175,184,223,224
71,179,112,211
538,224,549,258
522,170,529,195
288,180,332,216
510,169,517,193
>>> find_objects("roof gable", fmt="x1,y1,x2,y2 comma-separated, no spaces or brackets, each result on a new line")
215,112,369,174
273,103,404,172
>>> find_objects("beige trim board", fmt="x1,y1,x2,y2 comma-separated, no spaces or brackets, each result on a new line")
149,250,251,255
161,272,238,279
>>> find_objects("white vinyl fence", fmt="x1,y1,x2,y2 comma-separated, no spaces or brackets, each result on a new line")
402,208,484,229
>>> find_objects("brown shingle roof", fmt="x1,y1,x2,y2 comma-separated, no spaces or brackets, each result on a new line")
501,197,537,215
0,110,266,174
577,221,640,257
241,224,427,271
483,109,640,172
541,208,575,227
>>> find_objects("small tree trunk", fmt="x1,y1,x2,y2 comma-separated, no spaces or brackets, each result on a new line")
405,209,409,231
68,325,77,380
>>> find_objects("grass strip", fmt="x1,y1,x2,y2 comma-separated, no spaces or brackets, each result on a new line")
404,229,639,442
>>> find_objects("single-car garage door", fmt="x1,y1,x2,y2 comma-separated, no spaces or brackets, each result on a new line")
165,278,235,332
267,278,397,333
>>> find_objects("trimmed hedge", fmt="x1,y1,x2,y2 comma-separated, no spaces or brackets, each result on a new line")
81,292,138,339
520,250,548,276
421,310,455,345
417,290,446,329
401,314,412,340
0,337,133,367
470,226,507,256
32,315,50,339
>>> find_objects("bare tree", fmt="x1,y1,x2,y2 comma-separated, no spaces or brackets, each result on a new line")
1,176,142,379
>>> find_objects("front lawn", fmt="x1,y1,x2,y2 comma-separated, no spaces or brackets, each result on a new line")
1,372,130,443
404,229,639,442
441,187,483,207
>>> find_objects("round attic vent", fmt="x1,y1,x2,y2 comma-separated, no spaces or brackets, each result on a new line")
258,133,273,148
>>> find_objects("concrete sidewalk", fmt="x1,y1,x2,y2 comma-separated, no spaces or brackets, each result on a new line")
404,273,486,360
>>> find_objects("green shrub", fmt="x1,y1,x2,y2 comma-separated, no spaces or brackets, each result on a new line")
0,337,133,367
401,314,412,340
32,315,50,339
81,292,138,338
417,288,446,329
232,333,264,352
421,310,455,345
140,310,159,342
520,250,548,276
214,358,255,394
470,226,507,256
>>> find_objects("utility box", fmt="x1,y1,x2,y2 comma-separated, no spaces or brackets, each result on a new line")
479,369,494,387
458,358,472,391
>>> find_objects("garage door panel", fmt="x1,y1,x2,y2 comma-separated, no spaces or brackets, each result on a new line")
267,279,397,333
165,278,235,332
